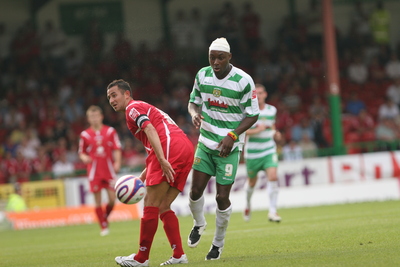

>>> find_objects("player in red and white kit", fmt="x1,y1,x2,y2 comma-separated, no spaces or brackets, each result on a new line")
78,105,122,236
107,79,194,266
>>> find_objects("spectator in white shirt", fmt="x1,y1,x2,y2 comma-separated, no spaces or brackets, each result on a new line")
52,151,75,178
385,53,400,80
347,55,368,84
386,78,400,107
378,97,400,121
282,139,303,161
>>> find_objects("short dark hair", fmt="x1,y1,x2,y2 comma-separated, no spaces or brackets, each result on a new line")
86,105,103,115
255,83,266,92
107,79,132,97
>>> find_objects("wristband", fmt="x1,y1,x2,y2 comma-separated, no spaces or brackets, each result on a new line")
227,131,238,141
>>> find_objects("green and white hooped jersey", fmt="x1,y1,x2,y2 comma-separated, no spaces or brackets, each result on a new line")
189,65,259,155
244,104,277,159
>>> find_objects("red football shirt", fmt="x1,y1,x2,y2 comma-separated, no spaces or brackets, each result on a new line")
78,125,121,180
125,100,184,157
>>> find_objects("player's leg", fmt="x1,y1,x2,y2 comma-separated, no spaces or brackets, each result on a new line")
206,152,238,260
102,186,116,232
116,181,171,266
244,175,257,221
188,170,211,247
264,152,280,222
105,186,116,218
266,166,281,222
244,158,260,221
91,181,108,235
160,138,192,264
188,148,213,248
136,182,170,263
159,187,188,265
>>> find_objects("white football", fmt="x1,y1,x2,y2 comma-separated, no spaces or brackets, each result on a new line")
115,175,146,204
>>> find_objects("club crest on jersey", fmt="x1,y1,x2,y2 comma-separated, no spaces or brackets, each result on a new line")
129,107,140,120
213,88,222,97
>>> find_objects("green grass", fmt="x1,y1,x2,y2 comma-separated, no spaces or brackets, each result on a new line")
1,200,400,267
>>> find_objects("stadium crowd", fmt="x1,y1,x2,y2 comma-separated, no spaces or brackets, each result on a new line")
1,0,400,184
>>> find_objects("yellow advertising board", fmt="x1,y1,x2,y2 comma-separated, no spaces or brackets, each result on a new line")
0,184,15,201
22,180,65,209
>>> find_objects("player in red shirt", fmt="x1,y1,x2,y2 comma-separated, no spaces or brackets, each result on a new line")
107,79,194,266
78,105,122,236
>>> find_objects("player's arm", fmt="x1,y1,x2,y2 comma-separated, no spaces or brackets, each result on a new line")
246,123,266,136
188,102,203,129
113,149,122,173
218,115,259,157
78,135,91,164
272,124,283,143
235,115,260,136
143,123,176,182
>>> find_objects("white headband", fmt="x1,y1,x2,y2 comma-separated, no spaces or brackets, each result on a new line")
209,37,230,53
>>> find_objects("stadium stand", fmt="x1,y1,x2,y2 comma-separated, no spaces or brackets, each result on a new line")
1,1,400,184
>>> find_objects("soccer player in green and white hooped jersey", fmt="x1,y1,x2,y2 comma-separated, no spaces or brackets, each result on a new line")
244,83,283,223
187,37,259,261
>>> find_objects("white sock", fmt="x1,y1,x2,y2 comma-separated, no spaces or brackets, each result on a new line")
213,205,232,248
189,195,206,227
267,181,279,214
246,186,254,209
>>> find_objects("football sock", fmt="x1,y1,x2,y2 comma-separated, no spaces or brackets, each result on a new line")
95,206,108,229
213,205,232,248
160,210,184,258
135,206,159,263
246,185,255,209
268,180,279,214
105,203,114,218
189,195,206,227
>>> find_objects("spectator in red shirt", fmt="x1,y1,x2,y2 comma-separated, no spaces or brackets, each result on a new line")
353,109,376,142
12,150,32,183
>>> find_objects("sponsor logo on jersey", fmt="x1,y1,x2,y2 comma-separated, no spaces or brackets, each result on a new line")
213,88,221,97
208,98,228,109
252,89,257,99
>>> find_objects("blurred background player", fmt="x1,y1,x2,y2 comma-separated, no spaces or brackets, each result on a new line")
187,37,259,260
107,79,194,266
78,105,122,236
6,183,27,212
243,84,282,222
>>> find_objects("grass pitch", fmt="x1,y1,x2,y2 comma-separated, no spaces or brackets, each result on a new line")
1,200,400,267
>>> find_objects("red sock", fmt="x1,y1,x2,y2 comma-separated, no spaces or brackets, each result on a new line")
95,207,108,229
160,210,184,258
134,206,159,263
105,203,114,218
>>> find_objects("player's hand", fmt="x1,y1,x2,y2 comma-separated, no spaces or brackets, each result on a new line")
255,124,266,133
81,154,92,164
274,130,283,143
191,113,204,129
217,136,234,158
139,168,147,183
113,162,121,173
160,159,176,183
